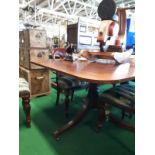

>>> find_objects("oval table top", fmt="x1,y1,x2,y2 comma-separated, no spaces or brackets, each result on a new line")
31,57,135,84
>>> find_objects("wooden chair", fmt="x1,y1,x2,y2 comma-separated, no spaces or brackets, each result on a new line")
50,48,88,117
19,78,31,127
96,83,135,132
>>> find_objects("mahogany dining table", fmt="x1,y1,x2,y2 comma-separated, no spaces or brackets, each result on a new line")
31,56,135,140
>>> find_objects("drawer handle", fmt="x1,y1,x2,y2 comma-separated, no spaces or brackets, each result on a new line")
35,76,44,80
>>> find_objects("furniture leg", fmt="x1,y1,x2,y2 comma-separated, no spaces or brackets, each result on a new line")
52,83,98,140
22,94,31,127
64,92,70,118
121,110,125,120
55,87,60,106
96,105,105,132
53,100,89,140
109,115,135,132
71,90,74,101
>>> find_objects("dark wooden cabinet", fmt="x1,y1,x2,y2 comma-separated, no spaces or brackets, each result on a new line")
67,23,78,45
67,22,99,51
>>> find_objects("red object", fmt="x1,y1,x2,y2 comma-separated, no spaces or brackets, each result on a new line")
115,39,121,46
108,21,115,36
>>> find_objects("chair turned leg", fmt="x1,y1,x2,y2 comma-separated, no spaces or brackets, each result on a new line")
71,90,74,101
121,110,125,120
64,92,70,118
22,95,31,127
55,87,60,106
96,103,106,132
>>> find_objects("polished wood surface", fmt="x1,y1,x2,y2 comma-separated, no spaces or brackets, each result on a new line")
31,57,135,139
31,57,135,84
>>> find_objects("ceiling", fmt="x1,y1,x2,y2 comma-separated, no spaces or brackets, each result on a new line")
19,0,135,27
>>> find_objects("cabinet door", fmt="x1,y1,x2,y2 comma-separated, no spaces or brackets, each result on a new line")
67,24,78,44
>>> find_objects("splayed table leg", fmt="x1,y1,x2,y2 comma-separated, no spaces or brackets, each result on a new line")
53,83,98,140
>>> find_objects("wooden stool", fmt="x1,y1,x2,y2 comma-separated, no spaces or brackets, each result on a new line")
96,83,135,132
19,78,31,127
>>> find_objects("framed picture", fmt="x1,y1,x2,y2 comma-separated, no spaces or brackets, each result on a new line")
79,35,92,45
80,25,86,32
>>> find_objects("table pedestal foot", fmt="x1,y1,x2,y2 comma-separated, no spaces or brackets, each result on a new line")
53,101,89,139
109,115,135,132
